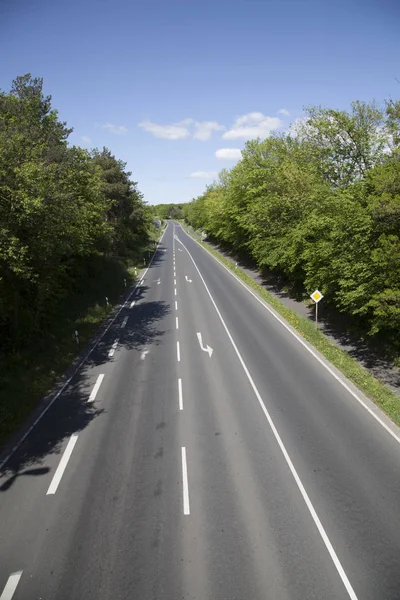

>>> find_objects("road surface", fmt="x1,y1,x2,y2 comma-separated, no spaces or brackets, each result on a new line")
0,221,399,599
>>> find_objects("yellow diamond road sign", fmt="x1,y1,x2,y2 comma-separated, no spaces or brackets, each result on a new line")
311,289,323,303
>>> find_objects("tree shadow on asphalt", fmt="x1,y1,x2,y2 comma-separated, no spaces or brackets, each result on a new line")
85,294,170,367
0,297,171,484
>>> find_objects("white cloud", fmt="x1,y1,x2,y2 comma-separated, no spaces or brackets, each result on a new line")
81,135,92,144
216,148,242,160
223,112,283,140
101,123,128,135
138,119,192,140
193,121,225,141
190,171,218,179
278,108,290,116
139,118,224,141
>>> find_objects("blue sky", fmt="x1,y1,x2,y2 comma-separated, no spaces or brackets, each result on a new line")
1,0,399,205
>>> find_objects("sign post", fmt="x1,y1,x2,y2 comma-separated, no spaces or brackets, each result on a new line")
310,290,324,328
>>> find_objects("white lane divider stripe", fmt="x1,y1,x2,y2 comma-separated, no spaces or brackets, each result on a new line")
174,279,176,285
46,434,79,495
108,337,119,357
0,572,23,600
176,235,359,600
130,300,136,308
176,317,179,330
175,301,178,311
121,316,128,328
88,374,105,402
178,378,183,411
135,288,140,296
174,288,177,296
177,341,181,362
181,447,190,515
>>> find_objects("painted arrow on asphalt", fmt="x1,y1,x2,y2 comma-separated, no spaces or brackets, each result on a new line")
185,276,192,283
196,332,213,358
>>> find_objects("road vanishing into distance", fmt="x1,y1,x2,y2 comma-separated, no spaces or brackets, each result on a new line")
1,221,400,600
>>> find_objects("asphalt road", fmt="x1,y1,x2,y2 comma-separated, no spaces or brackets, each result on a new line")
1,221,399,600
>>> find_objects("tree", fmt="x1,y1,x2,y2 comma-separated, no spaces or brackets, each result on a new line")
91,148,150,255
296,101,387,187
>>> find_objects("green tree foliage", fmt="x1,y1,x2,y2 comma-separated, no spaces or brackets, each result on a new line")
149,203,183,220
91,148,151,255
183,100,400,349
0,74,151,351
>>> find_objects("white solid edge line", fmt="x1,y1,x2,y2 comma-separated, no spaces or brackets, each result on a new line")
176,316,179,330
0,225,168,470
46,434,79,495
0,572,23,600
175,301,178,311
130,300,136,308
88,373,105,402
121,316,128,328
181,446,190,515
176,235,358,600
178,378,183,410
179,230,400,446
177,341,181,362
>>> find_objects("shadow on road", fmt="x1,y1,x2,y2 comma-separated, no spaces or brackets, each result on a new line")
0,296,170,483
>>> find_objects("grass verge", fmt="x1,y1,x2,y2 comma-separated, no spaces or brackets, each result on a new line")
181,224,400,429
0,230,163,451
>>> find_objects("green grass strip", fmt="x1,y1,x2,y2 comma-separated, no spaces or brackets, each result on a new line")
182,225,400,428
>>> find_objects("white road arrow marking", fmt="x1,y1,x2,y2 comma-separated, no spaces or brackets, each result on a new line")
185,276,192,283
196,332,213,358
178,248,182,252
